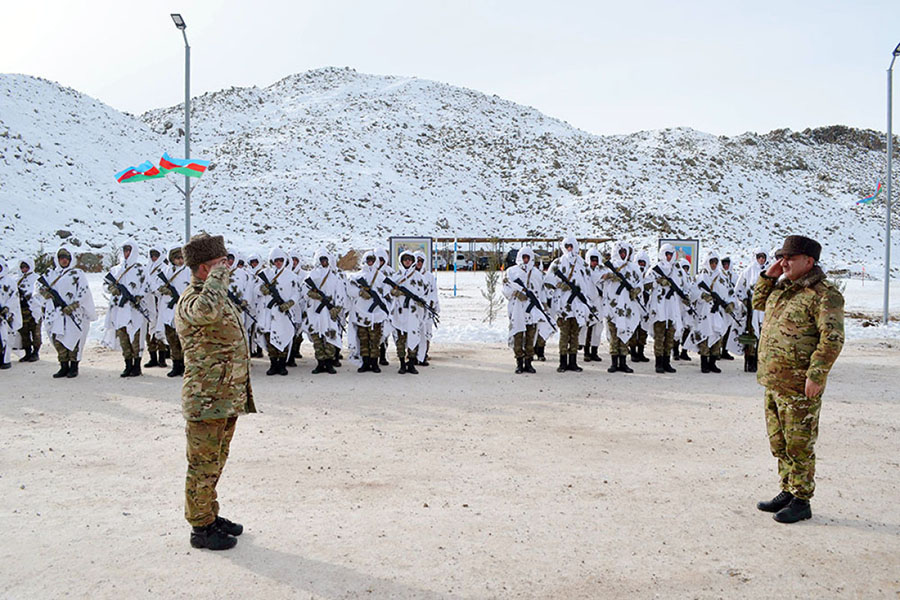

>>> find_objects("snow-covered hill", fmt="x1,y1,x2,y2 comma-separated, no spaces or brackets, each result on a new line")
2,67,898,272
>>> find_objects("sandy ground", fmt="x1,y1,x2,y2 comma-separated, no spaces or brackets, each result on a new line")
1,340,898,599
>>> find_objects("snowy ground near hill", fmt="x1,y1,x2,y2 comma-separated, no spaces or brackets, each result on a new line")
82,271,900,349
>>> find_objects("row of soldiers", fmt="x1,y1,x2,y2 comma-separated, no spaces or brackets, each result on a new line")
500,237,771,375
0,241,443,378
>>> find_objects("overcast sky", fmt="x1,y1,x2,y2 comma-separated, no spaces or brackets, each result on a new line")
2,0,899,136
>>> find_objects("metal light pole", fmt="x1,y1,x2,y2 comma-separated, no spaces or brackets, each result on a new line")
171,13,191,243
885,43,900,325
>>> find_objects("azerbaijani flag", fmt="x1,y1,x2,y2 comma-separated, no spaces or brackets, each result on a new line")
115,161,164,183
159,152,210,178
857,179,883,205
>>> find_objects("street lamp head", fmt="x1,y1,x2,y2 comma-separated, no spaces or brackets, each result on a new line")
171,13,186,30
893,42,900,56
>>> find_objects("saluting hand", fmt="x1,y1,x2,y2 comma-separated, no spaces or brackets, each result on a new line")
765,258,785,279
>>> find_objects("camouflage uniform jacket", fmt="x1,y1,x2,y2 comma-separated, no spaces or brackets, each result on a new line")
753,266,844,394
176,265,256,421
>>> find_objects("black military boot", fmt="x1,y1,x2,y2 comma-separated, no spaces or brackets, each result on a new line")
252,347,263,358
128,359,143,377
583,347,592,362
324,358,337,375
700,355,710,373
672,343,680,361
757,490,793,513
589,346,602,362
535,345,546,361
286,351,298,368
144,351,159,368
25,348,40,362
159,349,168,368
120,359,132,378
0,360,10,370
557,354,567,373
607,355,619,373
568,353,583,372
371,357,381,373
311,359,326,374
709,356,721,374
266,358,279,376
167,360,185,378
19,346,33,362
524,358,536,374
214,516,243,536
721,349,735,361
277,357,289,376
515,357,524,374
773,497,812,523
358,357,373,373
679,348,691,361
379,344,389,366
406,356,419,375
619,355,634,374
53,361,70,378
332,350,342,368
637,346,651,362
663,355,677,373
66,361,79,378
190,522,237,551
655,356,665,373
398,359,407,374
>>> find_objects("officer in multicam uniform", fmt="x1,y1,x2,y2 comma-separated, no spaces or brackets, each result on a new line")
176,233,256,551
753,235,843,524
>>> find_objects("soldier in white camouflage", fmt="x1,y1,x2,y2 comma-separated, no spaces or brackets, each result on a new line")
176,233,256,551
15,258,43,363
753,235,843,524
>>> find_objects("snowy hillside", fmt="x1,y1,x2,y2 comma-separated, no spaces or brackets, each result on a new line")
2,67,898,272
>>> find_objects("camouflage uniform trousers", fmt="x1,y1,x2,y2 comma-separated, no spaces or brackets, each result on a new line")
185,416,237,527
606,319,632,356
557,317,580,355
164,324,184,360
311,333,336,361
116,327,141,360
266,333,289,360
513,324,537,359
290,333,304,357
52,336,78,362
18,308,42,352
629,326,648,351
394,332,416,361
652,320,676,357
698,338,722,358
764,388,821,500
357,323,383,359
146,331,166,353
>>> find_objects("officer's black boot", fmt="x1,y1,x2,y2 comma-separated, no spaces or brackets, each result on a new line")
19,346,32,362
144,351,159,368
167,359,184,378
53,361,70,378
536,345,546,361
120,359,132,378
398,359,407,374
311,359,325,374
524,358,536,374
757,490,793,513
589,346,602,362
619,354,634,373
190,522,237,551
358,357,372,373
709,356,721,374
128,358,142,377
557,354,567,373
700,355,710,373
406,356,419,375
324,358,337,375
371,357,381,373
515,357,524,374
568,353,583,372
379,344,389,366
277,357,289,376
607,355,619,373
266,358,278,376
663,355,677,373
773,497,812,523
655,356,665,373
214,516,243,536
159,350,168,368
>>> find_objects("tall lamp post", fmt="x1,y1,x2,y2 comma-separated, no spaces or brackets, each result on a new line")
885,43,900,325
171,13,191,243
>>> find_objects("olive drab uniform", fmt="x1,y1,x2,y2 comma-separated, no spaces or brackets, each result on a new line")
176,263,256,529
15,257,43,362
754,265,843,501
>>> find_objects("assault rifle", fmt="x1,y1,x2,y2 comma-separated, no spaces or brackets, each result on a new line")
258,272,297,328
352,277,390,315
552,267,600,318
697,280,742,327
37,275,82,331
104,272,152,322
651,265,696,316
227,290,257,325
511,277,557,332
156,271,181,309
383,277,440,327
303,278,345,334
601,260,647,311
